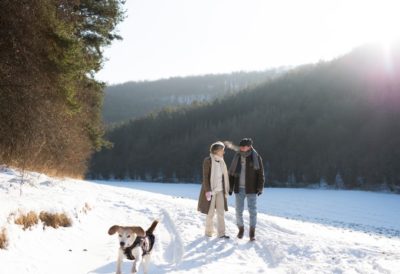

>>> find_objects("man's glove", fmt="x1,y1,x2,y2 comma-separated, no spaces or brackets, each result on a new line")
257,191,262,196
229,191,233,196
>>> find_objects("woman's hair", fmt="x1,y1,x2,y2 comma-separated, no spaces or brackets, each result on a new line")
210,141,225,154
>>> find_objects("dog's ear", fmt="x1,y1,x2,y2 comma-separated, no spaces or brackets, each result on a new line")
108,225,120,235
131,226,146,237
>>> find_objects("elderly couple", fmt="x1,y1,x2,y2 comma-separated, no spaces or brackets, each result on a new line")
197,138,265,241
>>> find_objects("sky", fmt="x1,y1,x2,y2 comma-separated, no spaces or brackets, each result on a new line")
95,0,400,84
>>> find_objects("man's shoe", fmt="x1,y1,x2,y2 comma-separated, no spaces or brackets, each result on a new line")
219,235,230,239
249,227,255,241
237,226,244,239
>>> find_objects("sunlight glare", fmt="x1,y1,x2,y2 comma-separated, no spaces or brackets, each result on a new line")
366,0,400,48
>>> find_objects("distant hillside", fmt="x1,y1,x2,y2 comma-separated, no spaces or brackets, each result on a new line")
102,70,285,123
89,43,400,192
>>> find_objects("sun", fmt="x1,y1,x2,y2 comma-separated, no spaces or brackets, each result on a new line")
373,29,399,52
364,1,400,49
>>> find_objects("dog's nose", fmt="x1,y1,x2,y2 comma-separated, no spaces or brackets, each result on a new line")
120,242,125,247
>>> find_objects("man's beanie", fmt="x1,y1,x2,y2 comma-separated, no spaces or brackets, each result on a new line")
239,138,253,147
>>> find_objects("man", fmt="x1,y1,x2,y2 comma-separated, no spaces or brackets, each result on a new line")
228,138,265,241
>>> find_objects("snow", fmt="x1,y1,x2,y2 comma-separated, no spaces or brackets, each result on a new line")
1,168,400,274
96,181,400,237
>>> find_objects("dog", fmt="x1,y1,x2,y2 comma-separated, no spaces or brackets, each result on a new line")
108,220,158,274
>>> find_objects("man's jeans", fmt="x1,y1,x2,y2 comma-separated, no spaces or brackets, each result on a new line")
235,187,257,228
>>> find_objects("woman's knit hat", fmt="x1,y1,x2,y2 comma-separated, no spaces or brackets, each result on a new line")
210,141,225,153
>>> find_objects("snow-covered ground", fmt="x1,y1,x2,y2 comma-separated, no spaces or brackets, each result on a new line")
1,168,400,274
97,181,400,237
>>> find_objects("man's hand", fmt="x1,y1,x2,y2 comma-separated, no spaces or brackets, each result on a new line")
229,191,233,196
257,191,262,196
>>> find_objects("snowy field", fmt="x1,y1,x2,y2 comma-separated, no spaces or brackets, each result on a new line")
1,168,400,274
96,181,400,237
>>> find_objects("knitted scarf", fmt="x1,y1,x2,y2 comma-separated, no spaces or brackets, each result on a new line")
228,148,260,177
210,153,229,197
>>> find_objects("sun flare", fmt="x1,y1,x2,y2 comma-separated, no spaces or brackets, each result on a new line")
360,0,400,48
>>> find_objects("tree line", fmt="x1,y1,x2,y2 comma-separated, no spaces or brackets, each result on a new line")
103,69,286,124
89,43,400,192
0,0,125,177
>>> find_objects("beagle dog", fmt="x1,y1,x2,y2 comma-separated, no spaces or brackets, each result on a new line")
108,220,158,274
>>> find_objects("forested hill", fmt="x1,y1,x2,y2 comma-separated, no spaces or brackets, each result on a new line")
89,43,400,192
102,70,285,124
0,1,124,177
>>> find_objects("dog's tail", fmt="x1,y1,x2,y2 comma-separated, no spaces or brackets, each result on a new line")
146,220,158,235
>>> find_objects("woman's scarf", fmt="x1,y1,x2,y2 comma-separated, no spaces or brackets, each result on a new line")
210,153,229,197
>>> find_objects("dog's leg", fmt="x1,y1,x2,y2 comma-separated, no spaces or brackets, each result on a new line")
116,249,123,274
132,255,142,273
142,254,151,274
131,247,142,273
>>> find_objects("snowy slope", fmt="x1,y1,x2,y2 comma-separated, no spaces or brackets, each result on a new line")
1,168,400,274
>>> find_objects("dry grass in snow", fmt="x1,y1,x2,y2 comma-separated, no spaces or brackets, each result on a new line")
0,227,8,249
39,212,72,228
14,211,38,230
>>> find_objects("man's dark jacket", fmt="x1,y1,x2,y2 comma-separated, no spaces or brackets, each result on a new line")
229,151,265,194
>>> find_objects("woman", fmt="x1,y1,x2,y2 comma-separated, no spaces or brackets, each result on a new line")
197,141,230,239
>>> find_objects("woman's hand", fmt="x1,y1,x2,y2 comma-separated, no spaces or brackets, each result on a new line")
205,191,212,201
